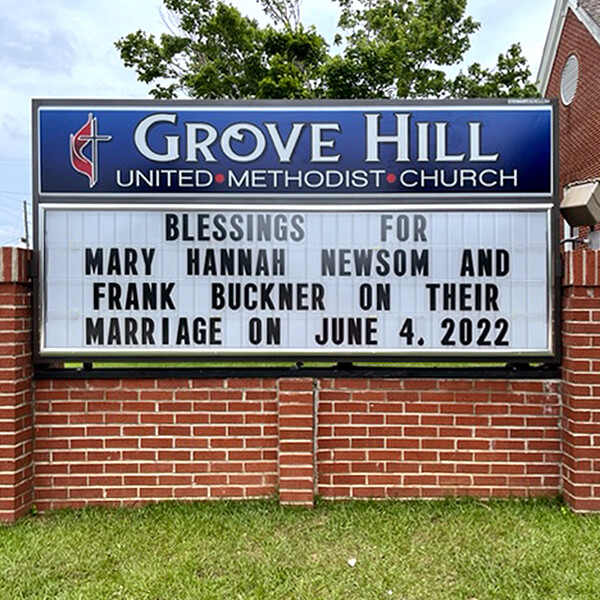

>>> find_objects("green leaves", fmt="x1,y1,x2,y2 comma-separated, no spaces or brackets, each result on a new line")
115,0,539,100
449,44,540,98
259,26,328,98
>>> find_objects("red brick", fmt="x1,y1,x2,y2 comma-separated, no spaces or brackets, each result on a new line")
279,379,313,392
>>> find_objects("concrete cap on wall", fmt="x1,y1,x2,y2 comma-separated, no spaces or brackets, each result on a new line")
0,247,30,284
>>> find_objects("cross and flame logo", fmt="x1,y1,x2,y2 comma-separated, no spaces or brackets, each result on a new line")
69,113,112,188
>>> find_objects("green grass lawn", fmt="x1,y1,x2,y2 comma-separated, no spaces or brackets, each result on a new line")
1,498,598,600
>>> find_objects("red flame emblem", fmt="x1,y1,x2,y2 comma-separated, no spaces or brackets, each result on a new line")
69,113,111,188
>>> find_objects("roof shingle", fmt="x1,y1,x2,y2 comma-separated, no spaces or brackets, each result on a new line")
580,0,600,26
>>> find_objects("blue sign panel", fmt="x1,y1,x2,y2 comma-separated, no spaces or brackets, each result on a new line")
36,102,554,198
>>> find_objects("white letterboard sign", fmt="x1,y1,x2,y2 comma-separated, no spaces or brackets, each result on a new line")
40,206,553,357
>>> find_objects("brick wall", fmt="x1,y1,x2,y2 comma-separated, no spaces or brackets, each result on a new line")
278,378,315,506
32,374,561,512
34,377,280,512
543,7,600,510
2,245,600,519
562,250,600,511
0,248,34,521
546,9,600,191
317,378,560,499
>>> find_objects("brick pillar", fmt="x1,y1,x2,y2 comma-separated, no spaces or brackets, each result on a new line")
0,247,34,521
562,249,600,512
277,378,315,506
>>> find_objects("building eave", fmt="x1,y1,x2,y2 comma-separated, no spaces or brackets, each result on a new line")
539,0,600,96
538,0,572,95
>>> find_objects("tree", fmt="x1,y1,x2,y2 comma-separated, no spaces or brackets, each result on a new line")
116,0,539,100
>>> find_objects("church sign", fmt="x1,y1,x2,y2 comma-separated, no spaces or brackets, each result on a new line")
33,99,558,360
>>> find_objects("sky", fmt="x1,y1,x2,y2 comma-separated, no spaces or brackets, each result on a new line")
0,0,555,247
